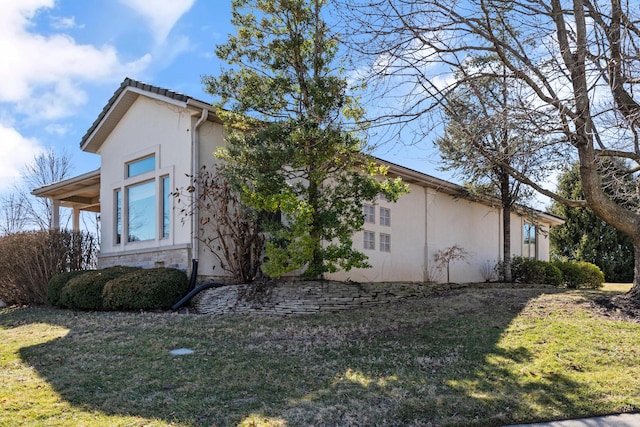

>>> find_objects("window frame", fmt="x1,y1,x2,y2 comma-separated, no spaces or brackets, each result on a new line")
364,230,375,250
126,154,156,178
380,233,391,252
523,223,537,259
363,204,375,224
380,207,391,226
113,149,172,247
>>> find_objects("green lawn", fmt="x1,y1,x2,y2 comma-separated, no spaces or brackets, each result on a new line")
1,284,639,426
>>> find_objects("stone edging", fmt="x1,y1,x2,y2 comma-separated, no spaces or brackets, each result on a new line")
190,281,552,315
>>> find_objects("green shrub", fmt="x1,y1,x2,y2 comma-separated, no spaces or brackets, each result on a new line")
511,257,546,284
510,257,564,286
576,261,605,289
47,271,89,307
542,263,564,287
102,268,188,311
553,261,604,289
59,266,140,310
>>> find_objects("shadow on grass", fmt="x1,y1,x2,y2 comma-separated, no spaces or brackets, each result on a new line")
1,286,627,426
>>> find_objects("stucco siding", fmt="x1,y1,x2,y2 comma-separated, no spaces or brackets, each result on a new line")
425,189,501,283
194,118,229,278
98,96,195,269
328,182,427,282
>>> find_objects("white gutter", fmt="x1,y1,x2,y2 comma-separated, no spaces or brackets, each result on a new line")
191,108,209,266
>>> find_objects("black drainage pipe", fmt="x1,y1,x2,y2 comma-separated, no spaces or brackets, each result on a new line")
171,282,226,312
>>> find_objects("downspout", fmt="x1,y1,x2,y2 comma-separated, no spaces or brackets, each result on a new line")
423,186,429,282
191,108,209,271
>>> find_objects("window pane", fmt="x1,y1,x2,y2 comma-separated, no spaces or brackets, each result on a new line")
524,223,536,259
127,155,155,177
363,204,375,223
380,207,391,226
128,181,156,241
115,189,122,244
364,231,375,250
162,176,170,239
380,233,391,252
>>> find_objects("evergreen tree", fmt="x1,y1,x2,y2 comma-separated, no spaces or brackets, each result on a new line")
437,57,560,281
551,163,634,282
203,0,407,278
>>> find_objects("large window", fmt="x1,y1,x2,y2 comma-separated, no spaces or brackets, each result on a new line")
114,153,171,245
127,180,155,241
523,223,537,259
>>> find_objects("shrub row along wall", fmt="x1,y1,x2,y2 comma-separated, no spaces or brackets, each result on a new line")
191,281,545,315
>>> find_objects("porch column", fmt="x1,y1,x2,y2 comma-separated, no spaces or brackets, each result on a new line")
51,198,60,230
73,207,81,232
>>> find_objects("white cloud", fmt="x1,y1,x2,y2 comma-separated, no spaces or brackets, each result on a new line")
0,123,44,192
119,0,196,45
44,123,70,136
0,0,152,120
50,15,83,30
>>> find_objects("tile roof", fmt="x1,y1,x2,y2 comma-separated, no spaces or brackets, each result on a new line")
79,77,209,149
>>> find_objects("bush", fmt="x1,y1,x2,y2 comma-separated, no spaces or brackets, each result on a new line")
542,263,564,287
0,230,97,305
553,261,604,289
47,270,89,307
511,257,546,284
102,268,188,311
59,266,140,310
509,257,564,286
576,261,605,289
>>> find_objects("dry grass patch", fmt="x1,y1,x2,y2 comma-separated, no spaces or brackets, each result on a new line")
1,285,640,426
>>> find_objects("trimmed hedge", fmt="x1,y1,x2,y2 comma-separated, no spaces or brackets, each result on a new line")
510,256,604,288
46,270,89,307
102,268,188,310
58,266,140,310
553,261,605,289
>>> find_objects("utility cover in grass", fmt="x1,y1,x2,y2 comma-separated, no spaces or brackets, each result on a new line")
169,348,194,355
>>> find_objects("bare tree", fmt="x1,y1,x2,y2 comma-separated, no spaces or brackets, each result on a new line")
339,0,640,297
18,148,73,230
0,192,28,235
173,165,265,283
437,57,564,281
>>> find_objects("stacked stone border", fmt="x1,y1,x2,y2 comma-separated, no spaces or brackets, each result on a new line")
191,280,553,315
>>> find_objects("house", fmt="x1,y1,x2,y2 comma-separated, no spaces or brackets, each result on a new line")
32,78,563,283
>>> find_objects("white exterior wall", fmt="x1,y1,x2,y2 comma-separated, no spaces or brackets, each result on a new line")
98,96,202,271
328,182,427,282
425,189,501,283
193,119,229,279
329,185,557,284
91,90,558,282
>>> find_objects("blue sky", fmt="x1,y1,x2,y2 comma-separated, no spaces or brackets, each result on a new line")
0,0,445,196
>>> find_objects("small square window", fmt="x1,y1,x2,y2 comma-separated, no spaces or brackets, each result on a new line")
363,204,375,223
380,233,391,252
364,231,375,250
380,207,391,226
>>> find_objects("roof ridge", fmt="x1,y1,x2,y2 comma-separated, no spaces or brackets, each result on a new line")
79,77,209,150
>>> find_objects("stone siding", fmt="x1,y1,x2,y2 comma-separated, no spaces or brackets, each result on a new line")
99,246,190,271
191,281,470,315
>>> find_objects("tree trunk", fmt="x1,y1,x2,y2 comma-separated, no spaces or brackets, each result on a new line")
500,172,512,282
305,175,324,279
631,239,640,298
